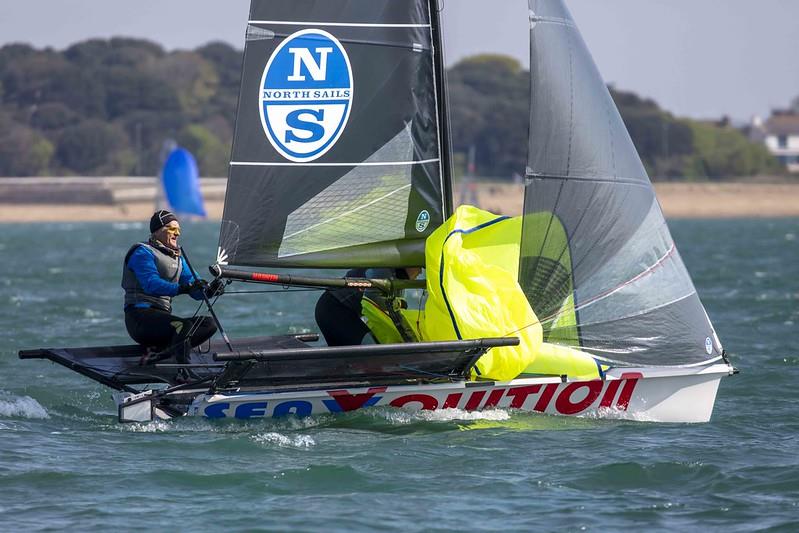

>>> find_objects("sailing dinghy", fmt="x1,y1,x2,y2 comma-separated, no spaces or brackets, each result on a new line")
19,0,734,423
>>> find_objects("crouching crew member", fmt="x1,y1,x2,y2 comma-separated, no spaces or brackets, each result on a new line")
122,210,224,364
315,267,421,346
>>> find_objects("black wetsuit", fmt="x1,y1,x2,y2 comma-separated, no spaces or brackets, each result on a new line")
314,268,405,346
124,308,217,362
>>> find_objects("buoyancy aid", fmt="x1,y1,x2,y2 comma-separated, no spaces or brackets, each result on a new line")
121,241,182,312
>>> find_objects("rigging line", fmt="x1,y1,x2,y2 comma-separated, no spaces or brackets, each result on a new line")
282,184,412,240
574,291,695,328
398,365,450,379
151,311,207,360
503,242,678,339
230,159,439,167
181,287,225,348
181,246,233,352
224,288,322,294
590,354,724,368
248,20,431,28
141,294,210,359
573,242,677,314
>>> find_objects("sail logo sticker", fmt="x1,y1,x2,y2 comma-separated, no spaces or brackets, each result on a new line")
705,336,713,355
259,29,353,162
416,210,430,232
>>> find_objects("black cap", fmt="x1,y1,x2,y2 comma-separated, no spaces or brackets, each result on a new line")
150,210,178,233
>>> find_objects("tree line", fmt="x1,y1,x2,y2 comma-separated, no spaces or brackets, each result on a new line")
0,40,783,179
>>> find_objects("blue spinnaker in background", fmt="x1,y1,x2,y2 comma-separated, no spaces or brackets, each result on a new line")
162,148,206,217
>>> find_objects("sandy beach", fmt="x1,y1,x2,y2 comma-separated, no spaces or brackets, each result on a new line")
0,179,797,222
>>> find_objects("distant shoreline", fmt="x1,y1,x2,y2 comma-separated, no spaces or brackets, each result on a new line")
0,180,798,222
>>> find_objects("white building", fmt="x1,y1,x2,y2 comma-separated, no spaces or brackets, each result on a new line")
750,112,799,173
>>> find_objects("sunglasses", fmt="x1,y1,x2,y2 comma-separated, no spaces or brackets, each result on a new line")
165,226,181,236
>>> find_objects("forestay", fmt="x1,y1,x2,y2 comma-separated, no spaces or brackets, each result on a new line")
220,0,450,269
520,0,723,366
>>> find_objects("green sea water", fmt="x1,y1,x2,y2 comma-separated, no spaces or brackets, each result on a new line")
1,219,797,531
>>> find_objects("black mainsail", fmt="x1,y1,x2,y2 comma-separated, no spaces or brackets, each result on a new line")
520,0,723,366
220,0,451,269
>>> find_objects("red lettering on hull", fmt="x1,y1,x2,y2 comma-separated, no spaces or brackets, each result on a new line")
615,373,643,411
390,394,438,410
534,383,559,412
505,385,542,409
443,393,463,409
555,381,604,415
484,389,505,408
599,380,623,408
327,387,386,411
464,390,486,411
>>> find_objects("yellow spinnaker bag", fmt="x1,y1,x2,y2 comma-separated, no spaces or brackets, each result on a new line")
422,206,539,381
422,205,600,381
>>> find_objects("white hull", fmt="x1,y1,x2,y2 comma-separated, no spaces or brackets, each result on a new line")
173,364,733,424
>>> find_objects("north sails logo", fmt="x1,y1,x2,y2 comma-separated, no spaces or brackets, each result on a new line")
415,210,430,232
259,29,353,162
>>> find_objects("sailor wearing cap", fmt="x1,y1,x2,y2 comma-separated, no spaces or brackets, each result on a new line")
121,210,222,365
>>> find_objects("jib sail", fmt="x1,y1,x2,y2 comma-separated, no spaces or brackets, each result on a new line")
219,0,451,268
520,0,723,366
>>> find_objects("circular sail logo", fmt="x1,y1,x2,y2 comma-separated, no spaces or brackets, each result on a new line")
416,210,430,232
259,29,353,162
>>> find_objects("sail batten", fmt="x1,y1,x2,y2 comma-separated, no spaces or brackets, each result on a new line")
249,20,432,28
230,159,440,167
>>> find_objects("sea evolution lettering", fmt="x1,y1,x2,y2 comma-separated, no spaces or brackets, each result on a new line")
202,375,641,419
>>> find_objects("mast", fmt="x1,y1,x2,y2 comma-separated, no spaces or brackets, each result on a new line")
428,0,454,218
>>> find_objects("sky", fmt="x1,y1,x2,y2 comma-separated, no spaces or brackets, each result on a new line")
1,0,797,121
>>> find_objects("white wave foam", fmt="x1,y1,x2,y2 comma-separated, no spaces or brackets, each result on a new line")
252,432,316,448
0,393,49,419
586,406,657,423
419,408,511,422
373,407,511,425
124,420,174,433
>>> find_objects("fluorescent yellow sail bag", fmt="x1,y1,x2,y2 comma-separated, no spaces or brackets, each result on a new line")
422,205,600,381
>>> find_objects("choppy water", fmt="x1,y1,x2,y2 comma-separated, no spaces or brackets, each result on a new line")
1,219,797,531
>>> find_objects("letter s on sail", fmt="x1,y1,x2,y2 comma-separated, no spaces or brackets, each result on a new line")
285,109,326,143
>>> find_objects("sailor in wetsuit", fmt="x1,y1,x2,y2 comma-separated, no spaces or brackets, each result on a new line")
122,210,223,364
314,267,420,346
